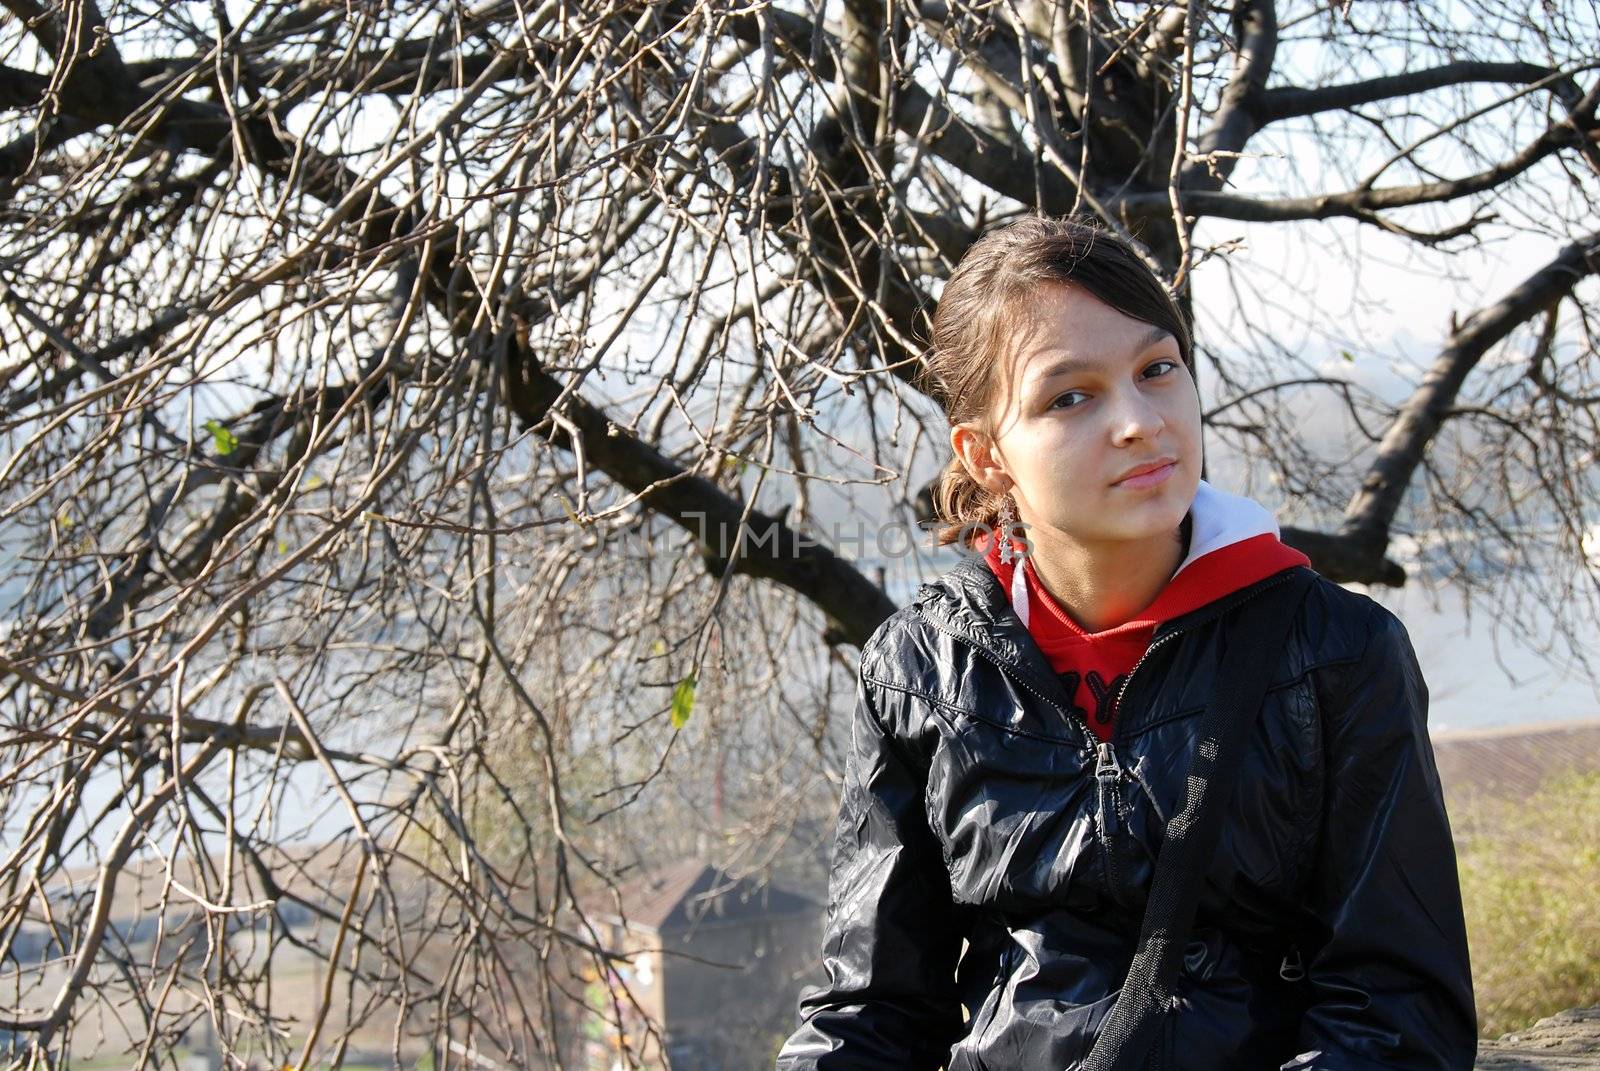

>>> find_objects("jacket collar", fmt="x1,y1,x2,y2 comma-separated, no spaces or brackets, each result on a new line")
920,477,1298,650
912,546,1304,722
911,553,1084,716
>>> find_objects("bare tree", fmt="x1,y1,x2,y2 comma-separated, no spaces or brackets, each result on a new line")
0,0,1597,1066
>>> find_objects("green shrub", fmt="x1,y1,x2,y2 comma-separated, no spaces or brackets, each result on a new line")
1453,768,1600,1038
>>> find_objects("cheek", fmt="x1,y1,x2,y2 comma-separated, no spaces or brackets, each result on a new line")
1165,385,1203,439
1031,429,1095,478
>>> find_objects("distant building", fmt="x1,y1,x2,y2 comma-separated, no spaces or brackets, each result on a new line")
576,859,820,1071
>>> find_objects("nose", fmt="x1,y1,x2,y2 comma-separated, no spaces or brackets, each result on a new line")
1110,381,1167,445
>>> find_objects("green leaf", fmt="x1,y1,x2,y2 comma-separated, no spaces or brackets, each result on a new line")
57,512,74,529
670,673,696,729
1339,349,1356,363
204,418,238,455
651,639,667,657
556,491,579,525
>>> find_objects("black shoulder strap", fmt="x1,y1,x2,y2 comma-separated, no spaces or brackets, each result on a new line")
1081,566,1317,1071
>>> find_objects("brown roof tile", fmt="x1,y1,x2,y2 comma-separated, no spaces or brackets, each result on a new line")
579,859,814,935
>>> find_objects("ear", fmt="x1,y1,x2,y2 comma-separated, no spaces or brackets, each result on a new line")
949,422,1010,495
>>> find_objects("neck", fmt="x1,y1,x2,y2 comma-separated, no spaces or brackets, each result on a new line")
1022,517,1189,634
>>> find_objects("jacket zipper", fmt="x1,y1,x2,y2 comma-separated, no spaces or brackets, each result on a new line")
1094,738,1126,895
913,566,1304,788
1101,568,1306,1003
914,608,1147,902
914,617,1139,905
914,565,1306,1055
1093,568,1310,915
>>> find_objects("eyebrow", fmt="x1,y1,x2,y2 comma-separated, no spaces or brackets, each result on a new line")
1027,325,1177,388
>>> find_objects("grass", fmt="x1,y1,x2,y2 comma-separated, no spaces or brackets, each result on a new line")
1454,768,1600,1039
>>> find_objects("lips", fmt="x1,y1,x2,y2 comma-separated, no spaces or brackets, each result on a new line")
1113,461,1177,489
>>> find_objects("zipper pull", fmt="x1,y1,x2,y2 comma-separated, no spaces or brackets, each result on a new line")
1094,740,1122,781
1279,943,1305,982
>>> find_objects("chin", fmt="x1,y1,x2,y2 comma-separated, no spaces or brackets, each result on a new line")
1105,487,1192,539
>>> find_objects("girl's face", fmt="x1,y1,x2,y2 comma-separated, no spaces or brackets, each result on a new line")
956,282,1203,551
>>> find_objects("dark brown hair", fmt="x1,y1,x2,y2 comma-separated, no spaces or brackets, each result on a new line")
917,215,1194,549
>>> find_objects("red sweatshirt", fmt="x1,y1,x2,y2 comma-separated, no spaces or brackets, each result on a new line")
978,479,1311,742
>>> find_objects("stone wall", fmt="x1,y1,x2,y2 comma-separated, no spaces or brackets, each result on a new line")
1476,1006,1600,1069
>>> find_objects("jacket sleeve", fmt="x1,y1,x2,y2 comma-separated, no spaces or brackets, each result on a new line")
1281,606,1478,1070
774,659,969,1071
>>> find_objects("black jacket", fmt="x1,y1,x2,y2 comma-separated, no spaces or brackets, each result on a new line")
775,557,1477,1070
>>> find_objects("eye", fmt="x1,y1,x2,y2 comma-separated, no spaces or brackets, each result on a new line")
1049,357,1177,413
1049,390,1089,410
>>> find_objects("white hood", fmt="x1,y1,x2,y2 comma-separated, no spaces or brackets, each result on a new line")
1172,477,1284,579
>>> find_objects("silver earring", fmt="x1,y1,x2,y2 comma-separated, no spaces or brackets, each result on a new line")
996,493,1020,564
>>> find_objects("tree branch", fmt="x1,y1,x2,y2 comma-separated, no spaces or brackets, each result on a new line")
1340,229,1600,560
1111,104,1596,223
1256,60,1596,123
1182,0,1277,192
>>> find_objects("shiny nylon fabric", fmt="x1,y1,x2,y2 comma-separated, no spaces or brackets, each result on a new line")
774,558,1477,1071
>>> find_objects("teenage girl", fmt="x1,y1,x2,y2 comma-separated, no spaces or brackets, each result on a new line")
775,216,1476,1070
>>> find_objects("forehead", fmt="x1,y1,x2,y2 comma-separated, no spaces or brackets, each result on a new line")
1009,285,1174,386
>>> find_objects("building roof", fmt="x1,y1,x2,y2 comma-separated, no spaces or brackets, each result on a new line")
581,858,815,935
